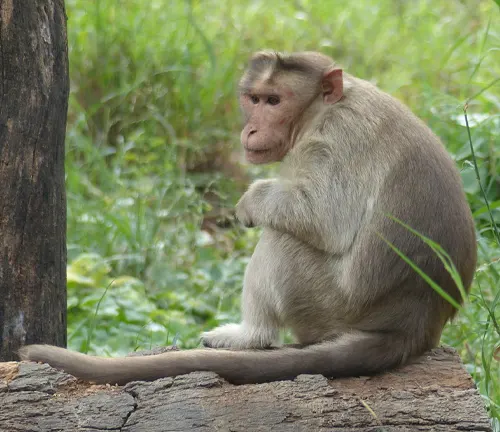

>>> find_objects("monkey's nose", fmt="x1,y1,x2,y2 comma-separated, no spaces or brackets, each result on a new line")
248,129,257,136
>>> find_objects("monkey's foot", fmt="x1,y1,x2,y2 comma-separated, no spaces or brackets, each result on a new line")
201,323,275,349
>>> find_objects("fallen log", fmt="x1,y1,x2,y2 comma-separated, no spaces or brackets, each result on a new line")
0,347,491,431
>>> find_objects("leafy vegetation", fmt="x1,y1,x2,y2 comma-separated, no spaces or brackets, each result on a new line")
65,0,499,427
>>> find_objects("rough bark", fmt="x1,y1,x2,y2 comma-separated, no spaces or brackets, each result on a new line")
0,1,69,360
0,347,492,431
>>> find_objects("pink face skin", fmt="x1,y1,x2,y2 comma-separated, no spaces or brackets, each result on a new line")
239,88,295,164
239,69,343,165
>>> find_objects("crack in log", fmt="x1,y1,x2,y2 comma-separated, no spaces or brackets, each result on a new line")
121,388,139,431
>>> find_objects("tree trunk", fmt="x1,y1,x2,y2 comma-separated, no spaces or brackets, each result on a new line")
0,0,69,360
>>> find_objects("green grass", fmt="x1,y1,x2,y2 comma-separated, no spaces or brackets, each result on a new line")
64,0,499,428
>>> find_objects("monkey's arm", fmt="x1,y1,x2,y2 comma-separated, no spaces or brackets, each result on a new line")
236,145,368,254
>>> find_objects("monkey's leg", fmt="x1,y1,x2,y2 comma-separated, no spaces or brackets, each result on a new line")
201,281,281,349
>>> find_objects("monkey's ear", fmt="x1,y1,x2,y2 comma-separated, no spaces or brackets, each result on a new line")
322,69,343,104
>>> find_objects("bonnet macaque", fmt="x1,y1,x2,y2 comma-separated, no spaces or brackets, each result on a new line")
19,51,477,385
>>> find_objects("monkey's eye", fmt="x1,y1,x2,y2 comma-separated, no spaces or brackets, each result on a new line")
267,95,281,106
250,95,260,104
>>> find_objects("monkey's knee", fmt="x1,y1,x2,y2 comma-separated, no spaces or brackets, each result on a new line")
201,323,276,349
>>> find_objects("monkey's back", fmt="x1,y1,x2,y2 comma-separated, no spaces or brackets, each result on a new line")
339,80,476,338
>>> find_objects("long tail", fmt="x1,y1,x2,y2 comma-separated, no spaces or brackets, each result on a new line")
18,332,416,385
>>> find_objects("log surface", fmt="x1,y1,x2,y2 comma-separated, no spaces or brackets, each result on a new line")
0,347,491,431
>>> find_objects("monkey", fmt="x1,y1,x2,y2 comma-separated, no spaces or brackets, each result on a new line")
19,51,477,386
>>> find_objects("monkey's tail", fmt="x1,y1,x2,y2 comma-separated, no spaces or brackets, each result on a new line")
19,333,414,385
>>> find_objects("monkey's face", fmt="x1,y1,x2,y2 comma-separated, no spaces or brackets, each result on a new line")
238,51,344,165
239,86,298,165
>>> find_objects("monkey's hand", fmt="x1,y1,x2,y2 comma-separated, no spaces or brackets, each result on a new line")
235,179,275,228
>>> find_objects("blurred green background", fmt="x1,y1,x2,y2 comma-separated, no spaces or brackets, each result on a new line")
64,0,499,427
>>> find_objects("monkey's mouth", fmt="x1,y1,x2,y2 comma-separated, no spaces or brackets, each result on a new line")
244,147,271,154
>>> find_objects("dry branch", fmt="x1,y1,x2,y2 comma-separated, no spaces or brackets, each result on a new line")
0,347,491,431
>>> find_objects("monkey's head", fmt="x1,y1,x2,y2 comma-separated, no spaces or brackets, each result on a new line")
238,51,343,164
